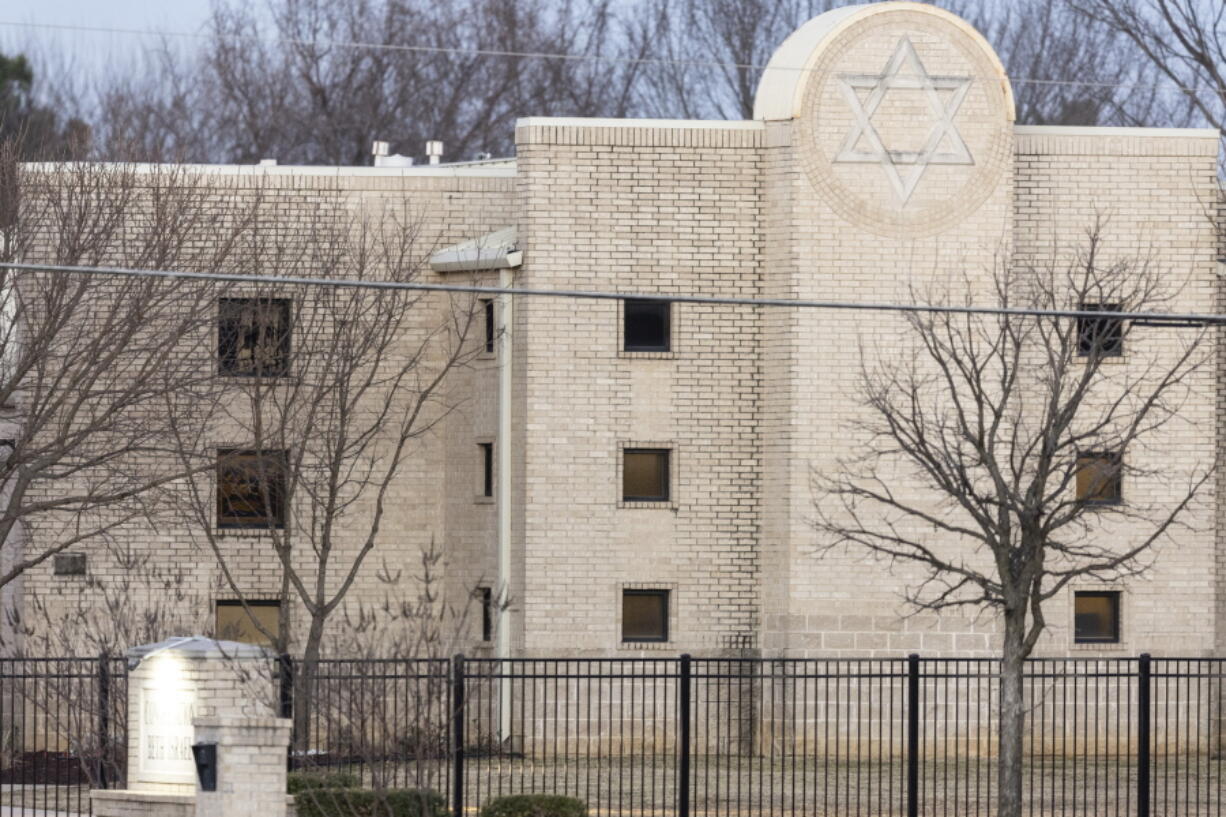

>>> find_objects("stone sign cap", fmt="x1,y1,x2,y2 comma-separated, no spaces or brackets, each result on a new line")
127,636,274,664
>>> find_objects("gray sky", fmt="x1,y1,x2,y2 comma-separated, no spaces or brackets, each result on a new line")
0,0,214,76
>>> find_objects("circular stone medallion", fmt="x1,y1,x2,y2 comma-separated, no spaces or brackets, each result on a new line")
796,9,1012,238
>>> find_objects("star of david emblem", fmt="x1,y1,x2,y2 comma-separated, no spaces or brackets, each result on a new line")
834,37,974,203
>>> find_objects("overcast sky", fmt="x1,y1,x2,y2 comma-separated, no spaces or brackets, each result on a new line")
0,0,214,77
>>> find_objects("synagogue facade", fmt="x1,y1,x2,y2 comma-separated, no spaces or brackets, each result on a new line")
15,2,1225,660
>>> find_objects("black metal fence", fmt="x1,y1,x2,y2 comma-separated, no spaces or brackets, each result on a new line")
0,656,126,816
0,653,1219,816
285,653,1226,817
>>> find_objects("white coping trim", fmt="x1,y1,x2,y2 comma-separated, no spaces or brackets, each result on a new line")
1014,124,1220,139
22,161,517,177
430,226,521,272
516,116,764,130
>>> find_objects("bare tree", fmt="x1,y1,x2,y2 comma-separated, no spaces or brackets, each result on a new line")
1067,0,1225,139
632,0,837,120
80,0,644,165
948,0,1167,127
633,0,1165,126
163,190,482,736
0,139,267,619
812,225,1209,817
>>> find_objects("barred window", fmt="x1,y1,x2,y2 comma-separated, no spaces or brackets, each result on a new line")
1076,303,1123,357
217,449,288,529
218,298,291,376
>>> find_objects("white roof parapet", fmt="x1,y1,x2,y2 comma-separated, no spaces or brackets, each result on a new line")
515,117,764,131
430,226,522,273
20,159,517,178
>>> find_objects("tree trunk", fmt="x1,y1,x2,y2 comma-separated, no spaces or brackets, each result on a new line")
998,611,1028,817
293,614,326,755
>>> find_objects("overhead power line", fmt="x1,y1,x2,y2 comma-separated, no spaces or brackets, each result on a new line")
0,19,1218,97
6,261,1223,327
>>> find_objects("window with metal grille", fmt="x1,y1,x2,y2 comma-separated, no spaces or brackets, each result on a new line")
217,449,288,529
218,298,292,376
1076,303,1123,357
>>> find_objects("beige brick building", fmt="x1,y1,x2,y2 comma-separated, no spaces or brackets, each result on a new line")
15,1,1226,661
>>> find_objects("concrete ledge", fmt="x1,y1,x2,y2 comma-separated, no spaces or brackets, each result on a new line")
91,789,195,817
515,117,765,148
1014,124,1220,157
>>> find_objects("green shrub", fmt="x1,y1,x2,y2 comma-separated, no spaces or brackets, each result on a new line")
293,788,447,817
479,794,588,817
287,771,361,794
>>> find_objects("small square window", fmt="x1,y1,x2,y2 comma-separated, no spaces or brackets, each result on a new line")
623,449,669,502
53,553,86,576
622,589,669,642
479,443,493,498
217,449,288,529
482,299,495,354
215,599,281,647
218,298,292,377
1076,303,1123,357
1074,592,1120,643
624,300,670,352
1076,452,1121,505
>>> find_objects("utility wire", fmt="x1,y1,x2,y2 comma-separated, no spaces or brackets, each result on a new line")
6,261,1223,326
0,19,1219,97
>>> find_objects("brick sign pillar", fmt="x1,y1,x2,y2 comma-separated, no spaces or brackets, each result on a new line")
194,716,292,817
92,636,290,817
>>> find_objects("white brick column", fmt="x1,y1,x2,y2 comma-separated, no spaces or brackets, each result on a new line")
193,716,292,817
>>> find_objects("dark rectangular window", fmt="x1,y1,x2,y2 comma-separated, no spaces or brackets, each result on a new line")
53,553,86,576
1077,303,1123,357
217,449,288,529
1074,591,1120,643
624,300,670,352
482,299,495,354
218,298,292,376
215,599,280,647
480,443,494,498
622,589,669,642
1076,452,1121,505
479,587,493,642
623,449,669,502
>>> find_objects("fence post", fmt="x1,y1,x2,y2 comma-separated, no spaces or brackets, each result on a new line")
1138,653,1151,817
278,654,293,771
907,653,920,817
452,654,466,817
96,654,110,790
678,654,692,817
278,654,293,719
